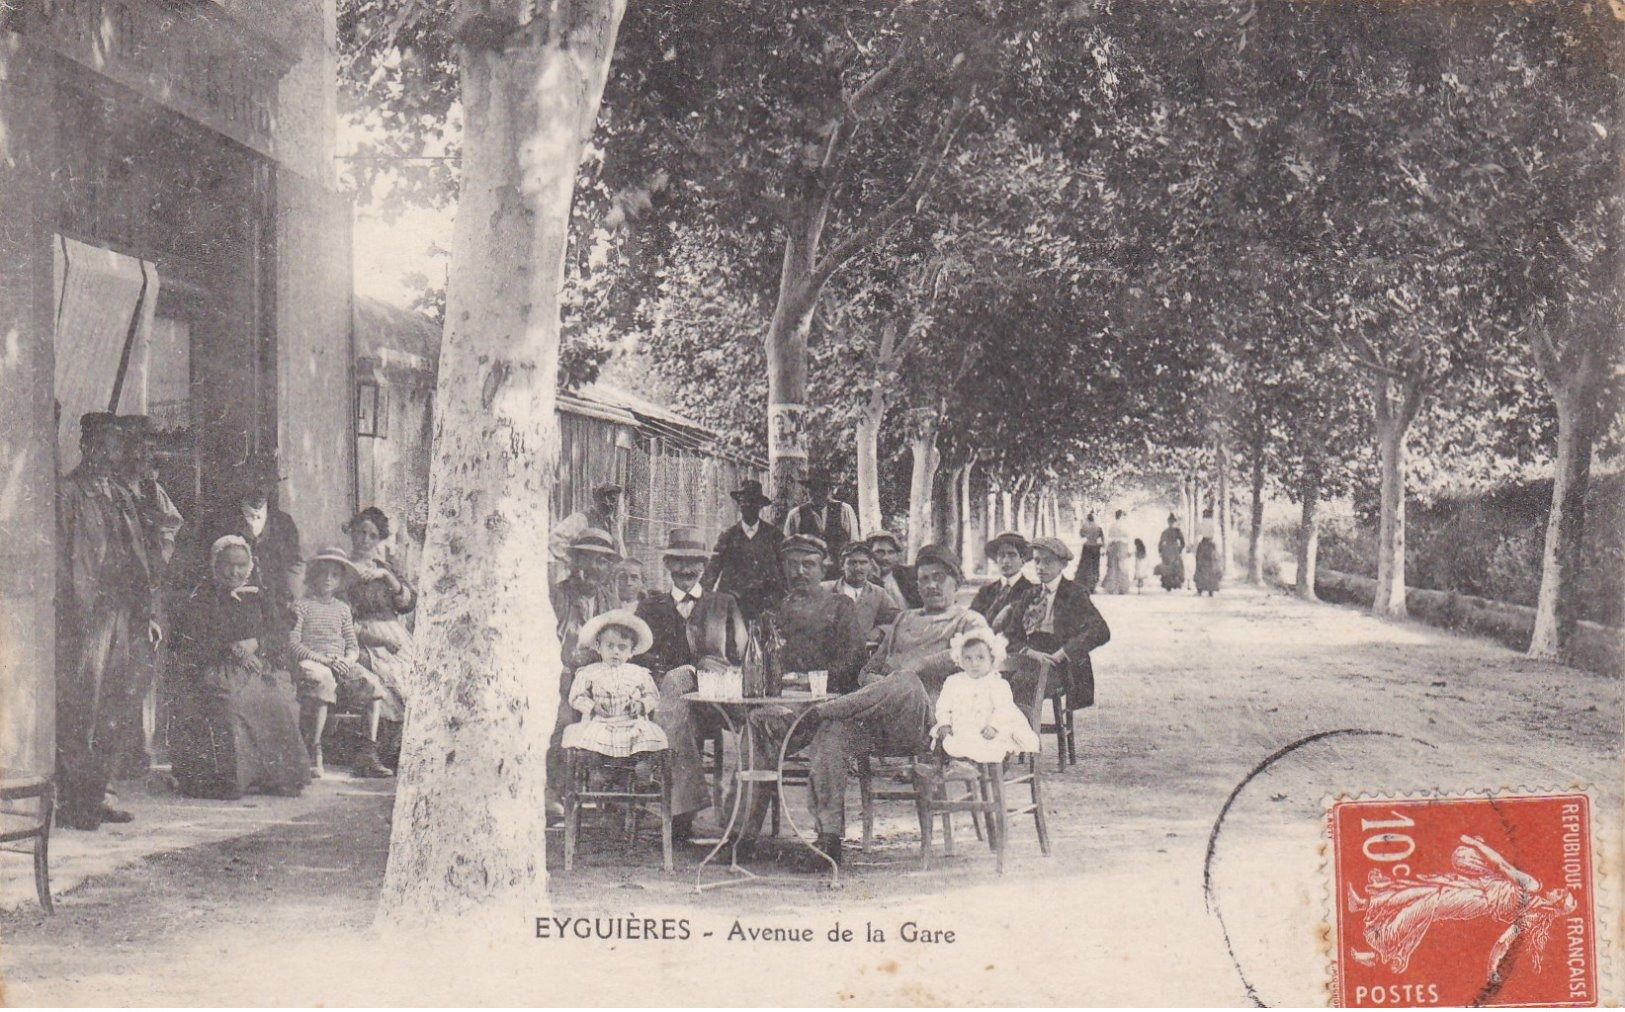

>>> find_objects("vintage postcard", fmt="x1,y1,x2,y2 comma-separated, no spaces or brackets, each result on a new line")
0,0,1620,1006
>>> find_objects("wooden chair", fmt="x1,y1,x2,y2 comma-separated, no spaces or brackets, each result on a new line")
561,749,674,872
913,661,1053,873
700,727,727,813
1039,682,1077,770
0,775,55,912
855,723,984,853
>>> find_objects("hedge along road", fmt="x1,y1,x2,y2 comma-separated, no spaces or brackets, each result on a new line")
1,584,1618,1005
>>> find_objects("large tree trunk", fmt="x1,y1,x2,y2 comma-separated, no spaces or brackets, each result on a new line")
964,465,985,574
855,391,884,534
377,0,626,932
1528,391,1596,661
935,463,961,555
1295,465,1321,601
1247,426,1266,584
907,423,940,556
765,230,822,504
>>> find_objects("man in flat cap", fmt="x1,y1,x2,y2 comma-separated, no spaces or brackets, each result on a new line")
55,412,147,829
995,535,1111,713
702,479,785,621
971,531,1033,621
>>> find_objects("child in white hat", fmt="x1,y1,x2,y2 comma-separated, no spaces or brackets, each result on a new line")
932,628,1041,763
561,610,669,760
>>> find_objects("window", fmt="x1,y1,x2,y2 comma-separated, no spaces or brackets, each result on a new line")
357,378,388,438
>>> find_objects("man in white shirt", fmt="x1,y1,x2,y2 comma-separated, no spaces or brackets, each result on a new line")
701,479,785,620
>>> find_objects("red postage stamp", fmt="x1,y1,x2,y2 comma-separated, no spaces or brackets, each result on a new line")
1330,792,1597,1008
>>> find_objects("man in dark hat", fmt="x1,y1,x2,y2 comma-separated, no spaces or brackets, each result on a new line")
766,544,990,867
971,531,1033,621
639,526,750,841
55,412,147,829
702,479,785,620
113,414,184,779
783,474,860,576
867,531,921,610
192,449,303,619
995,535,1111,711
822,541,899,652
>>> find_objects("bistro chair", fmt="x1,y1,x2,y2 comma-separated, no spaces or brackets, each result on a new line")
0,774,55,912
1040,680,1078,770
561,748,674,873
912,661,1053,873
854,714,984,853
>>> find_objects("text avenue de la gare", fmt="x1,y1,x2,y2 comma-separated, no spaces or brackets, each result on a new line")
535,917,957,944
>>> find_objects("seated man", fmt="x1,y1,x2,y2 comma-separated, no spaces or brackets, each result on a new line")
735,535,864,841
993,536,1110,710
638,527,748,841
821,541,900,670
970,531,1032,621
764,545,990,868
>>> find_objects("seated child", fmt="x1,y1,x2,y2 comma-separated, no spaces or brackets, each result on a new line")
932,629,1040,764
560,610,669,766
291,546,392,778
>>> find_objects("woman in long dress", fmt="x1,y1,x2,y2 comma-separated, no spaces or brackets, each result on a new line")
343,507,415,727
1101,510,1134,594
1157,514,1186,591
1194,507,1222,595
170,536,311,799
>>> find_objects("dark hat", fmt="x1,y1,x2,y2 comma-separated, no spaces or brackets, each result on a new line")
593,481,623,497
838,541,875,562
346,506,393,538
913,544,963,583
780,533,829,559
867,531,903,551
569,528,620,557
80,411,119,438
730,479,771,507
984,531,1029,556
1031,536,1073,563
660,526,711,561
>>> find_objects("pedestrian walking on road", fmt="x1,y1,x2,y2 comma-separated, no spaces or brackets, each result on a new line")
1157,513,1186,591
1101,510,1133,594
1194,507,1222,596
1077,513,1104,591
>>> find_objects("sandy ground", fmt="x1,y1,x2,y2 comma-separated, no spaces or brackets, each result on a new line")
2,584,1619,1006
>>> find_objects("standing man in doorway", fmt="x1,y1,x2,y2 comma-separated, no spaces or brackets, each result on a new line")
55,412,147,830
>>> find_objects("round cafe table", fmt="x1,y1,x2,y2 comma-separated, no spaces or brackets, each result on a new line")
682,691,838,891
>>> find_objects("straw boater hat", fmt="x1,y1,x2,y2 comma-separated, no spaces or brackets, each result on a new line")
307,545,361,577
1030,536,1073,563
729,479,771,507
569,528,620,556
660,526,711,561
984,531,1029,556
577,608,655,656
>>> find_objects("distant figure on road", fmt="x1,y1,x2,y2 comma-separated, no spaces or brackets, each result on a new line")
1194,507,1222,596
1076,513,1104,591
1133,538,1150,593
1101,510,1133,594
1157,513,1186,591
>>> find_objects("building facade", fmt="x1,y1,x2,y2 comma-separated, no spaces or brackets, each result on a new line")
0,0,354,775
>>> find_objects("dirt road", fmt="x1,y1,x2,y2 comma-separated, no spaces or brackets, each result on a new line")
3,585,1618,1005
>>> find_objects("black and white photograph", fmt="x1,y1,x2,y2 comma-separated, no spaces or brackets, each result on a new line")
0,0,1620,1005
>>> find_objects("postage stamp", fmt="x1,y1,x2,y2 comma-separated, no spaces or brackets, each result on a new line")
1329,792,1597,1008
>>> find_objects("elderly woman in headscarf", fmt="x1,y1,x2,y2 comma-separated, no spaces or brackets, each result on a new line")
169,535,310,799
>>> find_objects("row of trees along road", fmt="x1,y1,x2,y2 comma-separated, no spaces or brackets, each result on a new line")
337,0,1622,925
